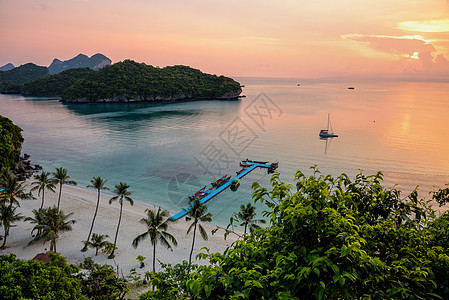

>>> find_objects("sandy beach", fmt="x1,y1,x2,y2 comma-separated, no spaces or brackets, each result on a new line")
1,182,239,276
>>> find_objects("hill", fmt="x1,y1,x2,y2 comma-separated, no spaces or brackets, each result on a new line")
48,53,111,74
0,63,15,71
22,68,95,96
0,63,50,85
61,60,242,103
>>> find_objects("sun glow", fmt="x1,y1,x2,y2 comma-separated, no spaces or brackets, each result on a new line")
398,19,449,33
410,52,419,59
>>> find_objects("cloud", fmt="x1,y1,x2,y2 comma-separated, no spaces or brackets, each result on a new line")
342,34,449,80
398,19,449,33
342,34,434,57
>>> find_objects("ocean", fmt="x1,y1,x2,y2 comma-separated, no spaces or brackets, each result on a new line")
1,77,449,226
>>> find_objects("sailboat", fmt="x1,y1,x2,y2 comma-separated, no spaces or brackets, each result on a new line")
319,113,338,138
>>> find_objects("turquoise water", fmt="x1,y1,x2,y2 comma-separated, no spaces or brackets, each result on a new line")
1,78,449,225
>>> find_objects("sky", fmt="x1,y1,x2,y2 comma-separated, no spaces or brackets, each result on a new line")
0,0,448,80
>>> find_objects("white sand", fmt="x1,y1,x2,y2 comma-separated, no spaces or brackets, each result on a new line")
1,183,239,276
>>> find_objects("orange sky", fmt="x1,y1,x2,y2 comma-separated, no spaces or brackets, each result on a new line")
0,0,448,80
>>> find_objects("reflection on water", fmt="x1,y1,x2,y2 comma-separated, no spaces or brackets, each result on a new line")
1,79,449,225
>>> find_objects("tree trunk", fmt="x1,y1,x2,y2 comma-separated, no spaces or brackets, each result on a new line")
83,189,100,252
0,227,7,249
109,202,123,259
57,184,62,211
153,242,157,273
244,222,248,234
189,221,197,264
40,189,45,210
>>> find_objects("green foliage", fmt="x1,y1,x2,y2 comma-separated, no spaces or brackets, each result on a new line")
62,60,241,101
0,253,84,300
0,115,23,171
432,183,449,206
28,206,76,252
82,233,110,256
139,261,198,299
0,81,22,94
103,241,118,255
78,257,129,300
22,68,95,96
142,168,449,299
0,63,50,85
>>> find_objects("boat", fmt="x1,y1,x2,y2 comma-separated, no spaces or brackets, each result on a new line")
240,159,268,167
230,179,240,191
188,186,207,200
319,113,338,138
211,175,231,187
348,87,355,90
197,187,214,199
268,162,279,174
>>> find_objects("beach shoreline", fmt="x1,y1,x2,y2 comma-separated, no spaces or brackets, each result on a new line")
1,182,239,276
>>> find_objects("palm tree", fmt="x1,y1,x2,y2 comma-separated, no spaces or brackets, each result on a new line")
132,207,178,273
186,198,212,264
25,208,47,236
52,167,77,211
0,202,24,249
237,203,266,234
82,177,109,252
83,233,110,255
108,182,134,259
29,206,76,252
31,171,56,209
0,173,33,208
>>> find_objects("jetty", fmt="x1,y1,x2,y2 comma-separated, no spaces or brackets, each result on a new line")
168,160,278,221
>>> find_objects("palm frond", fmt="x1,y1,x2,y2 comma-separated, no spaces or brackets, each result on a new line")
198,224,208,241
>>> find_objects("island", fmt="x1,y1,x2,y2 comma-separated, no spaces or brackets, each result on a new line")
1,59,242,102
61,60,242,103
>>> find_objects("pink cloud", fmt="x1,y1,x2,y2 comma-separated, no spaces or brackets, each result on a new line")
343,34,449,80
343,34,435,57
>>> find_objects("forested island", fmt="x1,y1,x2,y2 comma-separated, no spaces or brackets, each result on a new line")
61,60,242,103
0,59,242,102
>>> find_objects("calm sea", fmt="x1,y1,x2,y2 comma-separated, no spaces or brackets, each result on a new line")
1,78,449,225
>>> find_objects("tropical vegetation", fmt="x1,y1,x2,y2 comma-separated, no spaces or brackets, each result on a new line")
0,63,50,85
186,198,212,265
132,207,178,273
0,254,128,300
31,171,56,209
28,206,76,252
52,167,77,211
21,67,95,96
83,176,108,252
108,182,134,259
0,115,23,171
62,60,242,102
236,202,266,234
82,233,110,256
141,168,449,299
0,203,23,249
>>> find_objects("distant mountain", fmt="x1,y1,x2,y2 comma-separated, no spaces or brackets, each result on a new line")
48,53,111,74
0,63,50,85
0,63,15,71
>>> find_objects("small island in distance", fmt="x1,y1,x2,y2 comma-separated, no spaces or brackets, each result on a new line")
0,54,242,103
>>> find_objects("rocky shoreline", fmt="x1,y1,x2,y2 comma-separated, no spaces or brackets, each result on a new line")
14,153,42,181
60,90,242,103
